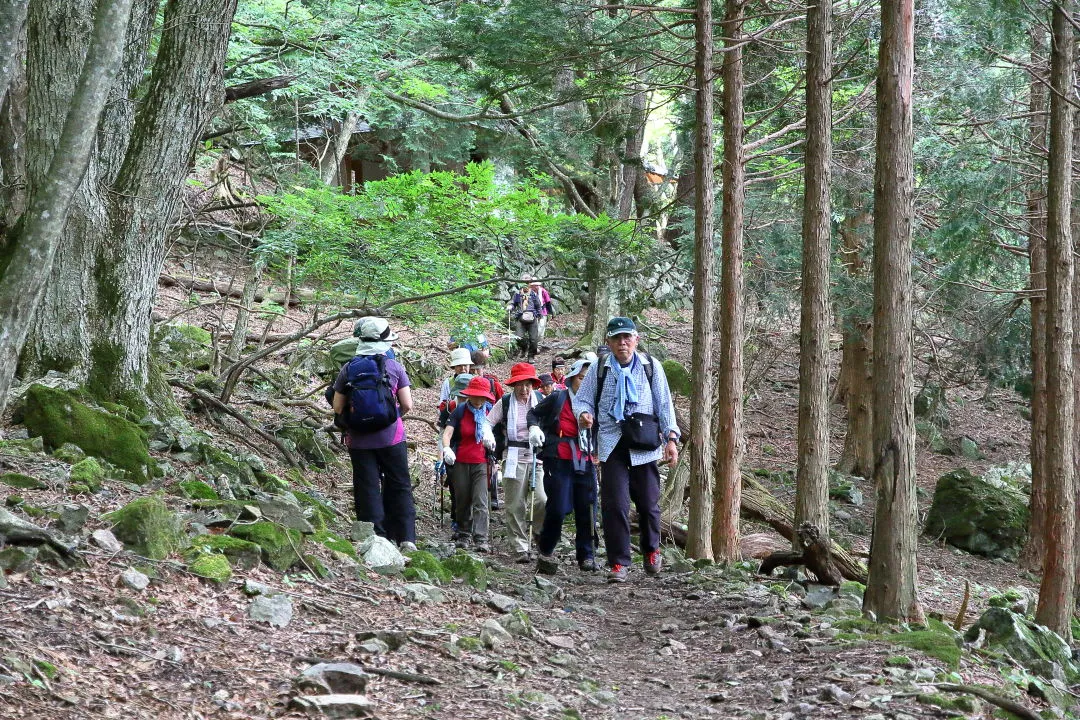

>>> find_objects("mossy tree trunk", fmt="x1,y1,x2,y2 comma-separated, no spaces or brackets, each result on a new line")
0,0,134,418
16,0,237,412
835,212,874,479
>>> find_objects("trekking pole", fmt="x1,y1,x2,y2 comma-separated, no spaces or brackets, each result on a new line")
527,454,537,556
580,428,602,548
434,459,445,525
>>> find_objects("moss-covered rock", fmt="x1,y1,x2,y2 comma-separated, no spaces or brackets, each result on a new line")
189,553,232,583
177,479,219,500
0,546,38,573
200,445,257,492
923,469,1029,560
188,534,262,570
228,521,303,571
192,373,221,393
69,457,105,492
443,551,489,589
884,621,962,670
0,473,46,490
403,550,451,585
104,497,186,559
51,443,86,464
22,384,156,483
661,359,691,397
0,437,44,457
965,607,1080,683
276,424,334,468
154,323,213,371
292,491,335,531
314,531,357,560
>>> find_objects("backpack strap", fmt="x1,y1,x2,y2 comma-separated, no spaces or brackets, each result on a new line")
594,352,655,419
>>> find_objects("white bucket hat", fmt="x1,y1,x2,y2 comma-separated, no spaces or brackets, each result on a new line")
448,347,472,368
353,316,398,356
565,358,593,380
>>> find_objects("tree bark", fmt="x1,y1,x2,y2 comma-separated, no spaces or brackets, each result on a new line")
711,0,746,562
794,0,834,545
0,0,27,109
21,0,239,411
319,109,360,187
0,0,134,417
863,0,921,623
1035,0,1075,638
0,24,27,233
835,212,874,478
686,0,717,561
1021,32,1049,572
222,258,265,368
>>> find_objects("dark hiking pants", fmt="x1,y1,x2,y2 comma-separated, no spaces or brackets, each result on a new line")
537,458,596,561
599,438,661,568
348,441,416,544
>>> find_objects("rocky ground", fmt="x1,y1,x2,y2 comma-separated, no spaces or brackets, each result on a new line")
0,266,1070,719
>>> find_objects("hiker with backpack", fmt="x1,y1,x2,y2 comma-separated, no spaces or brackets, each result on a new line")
528,358,599,574
508,276,543,361
573,317,680,583
331,317,418,552
550,357,568,389
438,373,474,533
529,278,555,341
486,363,548,563
469,347,506,509
440,376,498,551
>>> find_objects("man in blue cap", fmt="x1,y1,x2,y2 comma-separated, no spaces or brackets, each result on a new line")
573,317,680,583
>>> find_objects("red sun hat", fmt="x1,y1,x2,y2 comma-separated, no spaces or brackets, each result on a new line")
460,376,496,402
506,362,541,387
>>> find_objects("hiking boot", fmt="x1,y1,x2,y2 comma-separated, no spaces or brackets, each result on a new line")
474,541,491,553
454,532,470,549
578,558,598,572
536,553,559,575
645,550,663,576
514,551,532,564
399,541,418,553
607,564,629,583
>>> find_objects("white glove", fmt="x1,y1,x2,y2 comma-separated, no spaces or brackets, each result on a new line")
481,424,497,452
442,447,456,466
528,426,545,449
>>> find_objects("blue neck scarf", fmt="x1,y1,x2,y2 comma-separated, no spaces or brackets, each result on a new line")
468,403,489,443
608,353,639,422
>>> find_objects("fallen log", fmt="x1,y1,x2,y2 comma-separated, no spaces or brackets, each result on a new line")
758,522,843,586
741,472,867,583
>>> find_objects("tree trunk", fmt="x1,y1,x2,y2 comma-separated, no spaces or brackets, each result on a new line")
711,0,746,562
1035,0,1075,639
0,0,27,109
319,109,360,187
21,0,238,412
794,0,834,545
686,0,717,561
863,0,921,623
0,24,27,233
835,213,874,478
222,258,265,368
0,0,134,417
1021,32,1049,572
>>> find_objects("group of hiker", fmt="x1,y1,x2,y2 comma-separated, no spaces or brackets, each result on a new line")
330,284,681,583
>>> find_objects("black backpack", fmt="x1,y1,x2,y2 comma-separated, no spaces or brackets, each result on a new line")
341,354,399,433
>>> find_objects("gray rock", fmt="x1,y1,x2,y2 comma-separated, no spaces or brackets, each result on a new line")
119,568,150,591
0,546,36,573
297,663,370,695
290,694,375,718
258,497,315,534
820,684,852,705
396,583,445,604
481,618,513,649
356,630,409,651
534,576,561,595
91,528,124,553
923,469,1028,560
590,690,617,705
249,594,293,628
965,607,1079,683
56,504,90,535
359,536,405,574
487,592,519,613
351,521,375,543
357,638,390,655
243,579,278,597
959,436,983,460
802,584,839,609
498,610,532,637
